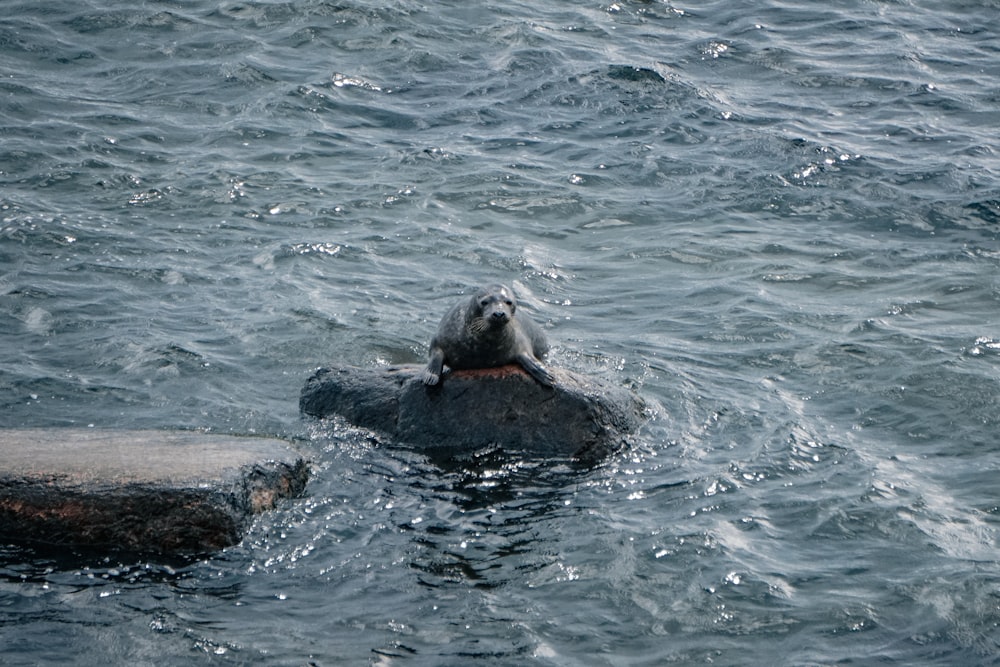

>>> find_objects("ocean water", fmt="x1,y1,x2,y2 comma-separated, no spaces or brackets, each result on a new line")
2,0,999,664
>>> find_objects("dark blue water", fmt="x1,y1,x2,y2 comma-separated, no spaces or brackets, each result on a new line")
2,0,999,664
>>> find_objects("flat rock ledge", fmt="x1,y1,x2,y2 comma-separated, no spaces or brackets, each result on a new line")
300,364,646,460
0,429,309,554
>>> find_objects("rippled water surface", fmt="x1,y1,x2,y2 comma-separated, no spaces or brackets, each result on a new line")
2,0,1000,664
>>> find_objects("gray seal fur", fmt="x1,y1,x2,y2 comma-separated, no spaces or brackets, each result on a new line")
420,284,554,387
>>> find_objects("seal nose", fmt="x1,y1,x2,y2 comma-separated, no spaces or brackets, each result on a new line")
491,310,508,322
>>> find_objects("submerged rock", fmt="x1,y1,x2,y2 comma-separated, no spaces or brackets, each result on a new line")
0,429,309,554
300,364,646,460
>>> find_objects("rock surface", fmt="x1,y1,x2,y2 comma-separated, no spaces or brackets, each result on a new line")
0,429,309,554
300,364,646,460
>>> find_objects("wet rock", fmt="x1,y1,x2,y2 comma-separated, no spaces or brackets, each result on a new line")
0,429,309,554
300,364,646,460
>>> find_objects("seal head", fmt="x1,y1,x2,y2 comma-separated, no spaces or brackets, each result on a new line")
420,284,554,387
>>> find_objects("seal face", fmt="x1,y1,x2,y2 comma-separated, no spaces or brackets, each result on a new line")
420,284,554,387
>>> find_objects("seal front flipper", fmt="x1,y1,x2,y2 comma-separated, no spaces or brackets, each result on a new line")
517,353,555,387
421,347,445,386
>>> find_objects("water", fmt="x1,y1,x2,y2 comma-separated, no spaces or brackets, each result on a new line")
2,0,999,663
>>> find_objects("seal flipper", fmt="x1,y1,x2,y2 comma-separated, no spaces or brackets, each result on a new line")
516,353,555,387
421,347,445,386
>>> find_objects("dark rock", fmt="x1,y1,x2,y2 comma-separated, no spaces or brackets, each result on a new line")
606,64,667,84
300,364,646,460
0,429,309,554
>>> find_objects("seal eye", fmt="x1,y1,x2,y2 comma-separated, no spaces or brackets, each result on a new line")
505,300,513,306
480,299,489,307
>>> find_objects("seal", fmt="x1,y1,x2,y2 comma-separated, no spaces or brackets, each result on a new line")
420,284,554,387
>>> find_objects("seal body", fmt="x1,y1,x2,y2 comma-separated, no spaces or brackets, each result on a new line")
420,284,554,387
